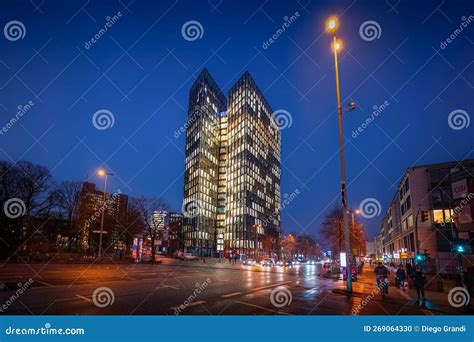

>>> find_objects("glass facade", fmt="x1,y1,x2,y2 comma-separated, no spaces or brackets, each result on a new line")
183,69,281,257
183,69,226,256
225,72,281,257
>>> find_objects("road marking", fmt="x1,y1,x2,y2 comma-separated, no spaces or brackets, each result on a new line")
221,292,242,298
233,301,292,315
34,280,54,288
75,294,92,302
158,285,180,290
251,281,293,292
170,300,206,310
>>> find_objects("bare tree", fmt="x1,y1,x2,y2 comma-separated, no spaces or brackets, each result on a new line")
131,196,169,263
280,234,296,259
320,204,344,256
321,204,368,259
15,160,53,217
50,181,83,232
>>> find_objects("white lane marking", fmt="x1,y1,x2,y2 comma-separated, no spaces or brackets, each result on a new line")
251,281,293,292
34,280,54,288
75,294,92,302
158,285,180,290
170,300,206,310
221,292,242,298
233,301,292,315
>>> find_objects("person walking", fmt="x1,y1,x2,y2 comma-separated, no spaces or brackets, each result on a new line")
413,265,426,303
406,262,414,279
396,264,407,291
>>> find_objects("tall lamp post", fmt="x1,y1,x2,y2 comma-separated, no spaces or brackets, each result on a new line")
326,17,352,293
97,168,113,259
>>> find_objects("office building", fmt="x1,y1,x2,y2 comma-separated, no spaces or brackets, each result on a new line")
183,69,281,257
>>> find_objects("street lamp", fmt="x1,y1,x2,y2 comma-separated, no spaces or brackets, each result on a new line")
97,168,113,259
326,16,353,293
350,209,361,259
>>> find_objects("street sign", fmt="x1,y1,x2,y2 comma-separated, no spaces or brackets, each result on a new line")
92,230,108,234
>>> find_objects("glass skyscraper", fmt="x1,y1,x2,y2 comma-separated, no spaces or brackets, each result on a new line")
183,69,281,257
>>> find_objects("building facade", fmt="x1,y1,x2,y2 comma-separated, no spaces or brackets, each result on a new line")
78,182,128,253
183,69,281,257
378,160,474,274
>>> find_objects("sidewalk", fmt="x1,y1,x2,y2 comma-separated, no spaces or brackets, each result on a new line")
333,264,469,314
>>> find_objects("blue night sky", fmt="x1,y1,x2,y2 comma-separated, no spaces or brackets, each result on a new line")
1,0,473,241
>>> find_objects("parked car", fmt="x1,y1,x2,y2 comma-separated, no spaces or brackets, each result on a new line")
243,258,258,266
181,253,197,261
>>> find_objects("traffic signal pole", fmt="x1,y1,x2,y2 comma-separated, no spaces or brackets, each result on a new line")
414,208,420,256
451,207,466,289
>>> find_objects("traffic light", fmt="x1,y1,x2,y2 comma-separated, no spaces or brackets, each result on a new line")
420,210,429,222
454,243,466,254
415,253,425,262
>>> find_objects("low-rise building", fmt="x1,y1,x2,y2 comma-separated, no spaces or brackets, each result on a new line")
378,160,474,274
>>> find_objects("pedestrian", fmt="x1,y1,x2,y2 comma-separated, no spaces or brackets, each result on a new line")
396,264,407,291
406,262,413,279
413,265,426,302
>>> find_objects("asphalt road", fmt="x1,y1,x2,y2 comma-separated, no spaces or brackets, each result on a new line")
0,261,449,315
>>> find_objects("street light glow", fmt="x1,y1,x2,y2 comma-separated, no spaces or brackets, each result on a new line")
97,169,106,177
326,17,338,32
333,40,342,51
